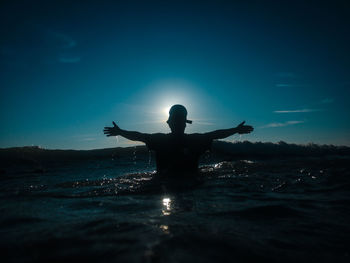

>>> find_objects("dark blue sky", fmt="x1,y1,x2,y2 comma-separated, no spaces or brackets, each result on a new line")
1,0,349,149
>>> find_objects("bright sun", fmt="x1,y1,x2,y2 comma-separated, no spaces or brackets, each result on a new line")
163,106,171,117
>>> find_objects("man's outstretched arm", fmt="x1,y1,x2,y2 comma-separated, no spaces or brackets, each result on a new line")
103,121,148,143
204,121,254,140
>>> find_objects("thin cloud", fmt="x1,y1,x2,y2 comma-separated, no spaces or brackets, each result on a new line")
49,31,77,49
45,30,80,64
73,133,99,141
274,109,322,113
275,84,311,88
261,120,305,128
81,137,96,141
194,121,215,126
320,98,334,104
191,118,215,126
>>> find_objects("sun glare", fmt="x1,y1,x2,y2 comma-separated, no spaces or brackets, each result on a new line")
163,106,171,117
143,80,203,122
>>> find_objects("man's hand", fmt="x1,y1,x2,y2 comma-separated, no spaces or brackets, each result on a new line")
235,121,254,134
103,121,121,137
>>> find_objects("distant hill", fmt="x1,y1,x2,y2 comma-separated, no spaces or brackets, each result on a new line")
211,140,350,158
1,141,349,166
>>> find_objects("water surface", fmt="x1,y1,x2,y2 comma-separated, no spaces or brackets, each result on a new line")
1,150,349,263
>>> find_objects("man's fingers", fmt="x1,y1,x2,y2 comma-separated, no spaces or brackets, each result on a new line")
239,121,245,126
104,122,119,137
104,122,120,137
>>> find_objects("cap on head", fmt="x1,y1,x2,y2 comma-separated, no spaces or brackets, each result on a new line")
167,104,193,124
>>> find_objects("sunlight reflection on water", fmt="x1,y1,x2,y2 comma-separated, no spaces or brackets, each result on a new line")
162,197,172,216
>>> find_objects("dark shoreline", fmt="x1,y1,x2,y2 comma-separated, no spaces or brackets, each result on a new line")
1,140,350,176
1,140,350,161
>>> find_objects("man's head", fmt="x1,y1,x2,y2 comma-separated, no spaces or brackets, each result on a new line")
166,104,192,134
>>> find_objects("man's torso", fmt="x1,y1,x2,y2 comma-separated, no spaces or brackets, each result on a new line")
145,133,212,174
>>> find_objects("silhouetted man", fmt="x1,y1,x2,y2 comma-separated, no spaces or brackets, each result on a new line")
104,104,253,175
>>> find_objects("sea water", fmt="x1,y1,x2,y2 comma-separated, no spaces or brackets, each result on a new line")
0,150,350,262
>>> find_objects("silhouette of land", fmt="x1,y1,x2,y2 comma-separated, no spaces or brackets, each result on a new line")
1,141,349,174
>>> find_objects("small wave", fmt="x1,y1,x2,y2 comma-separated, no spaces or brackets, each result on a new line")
0,216,45,228
209,205,302,219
